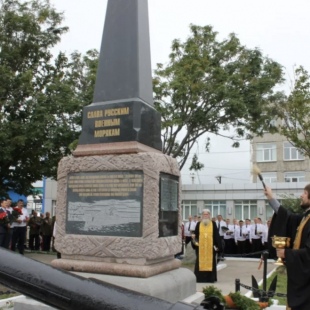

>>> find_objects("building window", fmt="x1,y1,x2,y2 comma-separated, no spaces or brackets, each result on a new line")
262,119,277,133
51,200,57,216
204,201,226,218
283,142,304,161
181,200,197,220
234,200,257,220
265,201,274,221
284,172,305,183
256,143,277,162
261,172,277,183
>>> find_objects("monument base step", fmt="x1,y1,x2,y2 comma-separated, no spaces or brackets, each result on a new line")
73,267,196,303
11,268,196,309
51,257,181,278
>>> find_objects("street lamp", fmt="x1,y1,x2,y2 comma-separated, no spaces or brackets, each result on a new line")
215,176,222,184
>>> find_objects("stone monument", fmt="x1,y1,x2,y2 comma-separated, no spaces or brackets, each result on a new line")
52,0,196,303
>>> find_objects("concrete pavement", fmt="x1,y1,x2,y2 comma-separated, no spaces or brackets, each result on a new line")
181,244,277,297
202,257,276,295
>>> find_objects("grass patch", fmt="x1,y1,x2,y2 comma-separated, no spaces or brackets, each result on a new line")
261,266,287,306
0,292,19,300
181,261,194,267
183,260,288,305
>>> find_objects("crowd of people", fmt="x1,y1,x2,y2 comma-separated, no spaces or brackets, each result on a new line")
0,198,55,254
174,212,272,284
180,213,271,260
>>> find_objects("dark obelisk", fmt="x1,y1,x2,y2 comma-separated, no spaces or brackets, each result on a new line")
53,0,196,303
74,0,162,156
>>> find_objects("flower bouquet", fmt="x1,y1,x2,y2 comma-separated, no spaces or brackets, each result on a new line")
0,211,10,227
12,207,23,221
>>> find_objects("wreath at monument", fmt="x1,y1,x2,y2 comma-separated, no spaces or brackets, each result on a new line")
203,285,271,310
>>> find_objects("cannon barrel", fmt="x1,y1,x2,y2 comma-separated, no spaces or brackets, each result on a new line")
0,248,200,310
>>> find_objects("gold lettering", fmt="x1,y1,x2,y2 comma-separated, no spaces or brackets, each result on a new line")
104,107,129,117
87,110,103,118
94,128,120,137
94,118,121,128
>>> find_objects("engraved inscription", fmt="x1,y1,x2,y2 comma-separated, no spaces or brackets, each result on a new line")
66,171,143,237
86,107,130,138
159,173,179,237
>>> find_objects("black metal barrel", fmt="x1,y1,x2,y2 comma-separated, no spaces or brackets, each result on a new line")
0,248,201,310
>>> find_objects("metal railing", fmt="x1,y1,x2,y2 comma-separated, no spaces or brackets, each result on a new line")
234,251,287,301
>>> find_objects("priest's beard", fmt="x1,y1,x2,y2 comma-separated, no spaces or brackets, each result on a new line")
202,218,211,226
300,203,310,210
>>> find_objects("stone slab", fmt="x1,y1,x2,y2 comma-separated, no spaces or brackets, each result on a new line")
51,257,181,278
73,141,162,156
72,267,197,303
77,101,162,151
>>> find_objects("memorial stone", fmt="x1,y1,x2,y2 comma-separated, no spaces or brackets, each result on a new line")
52,0,196,302
74,0,162,155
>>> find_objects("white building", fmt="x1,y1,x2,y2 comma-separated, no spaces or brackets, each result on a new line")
181,182,305,222
44,178,57,216
251,131,310,183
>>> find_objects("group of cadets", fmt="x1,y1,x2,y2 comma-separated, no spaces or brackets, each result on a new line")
0,198,54,254
183,214,271,258
223,217,271,257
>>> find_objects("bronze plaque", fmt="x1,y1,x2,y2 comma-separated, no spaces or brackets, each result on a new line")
66,171,143,237
158,173,179,237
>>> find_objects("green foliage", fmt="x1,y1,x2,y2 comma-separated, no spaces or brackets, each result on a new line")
203,285,267,309
0,0,97,197
278,193,304,214
0,291,19,300
263,267,287,306
228,292,260,310
203,285,226,304
189,153,204,171
153,24,284,170
276,65,310,159
0,5,288,195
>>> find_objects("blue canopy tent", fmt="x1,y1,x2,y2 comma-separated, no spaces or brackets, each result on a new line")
7,190,27,204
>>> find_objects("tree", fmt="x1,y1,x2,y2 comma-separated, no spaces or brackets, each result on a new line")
0,0,97,197
275,66,310,158
0,11,287,196
279,193,304,214
153,24,284,170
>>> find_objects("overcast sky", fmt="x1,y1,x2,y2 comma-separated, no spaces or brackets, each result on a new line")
50,0,310,185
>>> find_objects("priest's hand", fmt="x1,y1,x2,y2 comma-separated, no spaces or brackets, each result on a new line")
276,249,285,258
264,186,274,200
